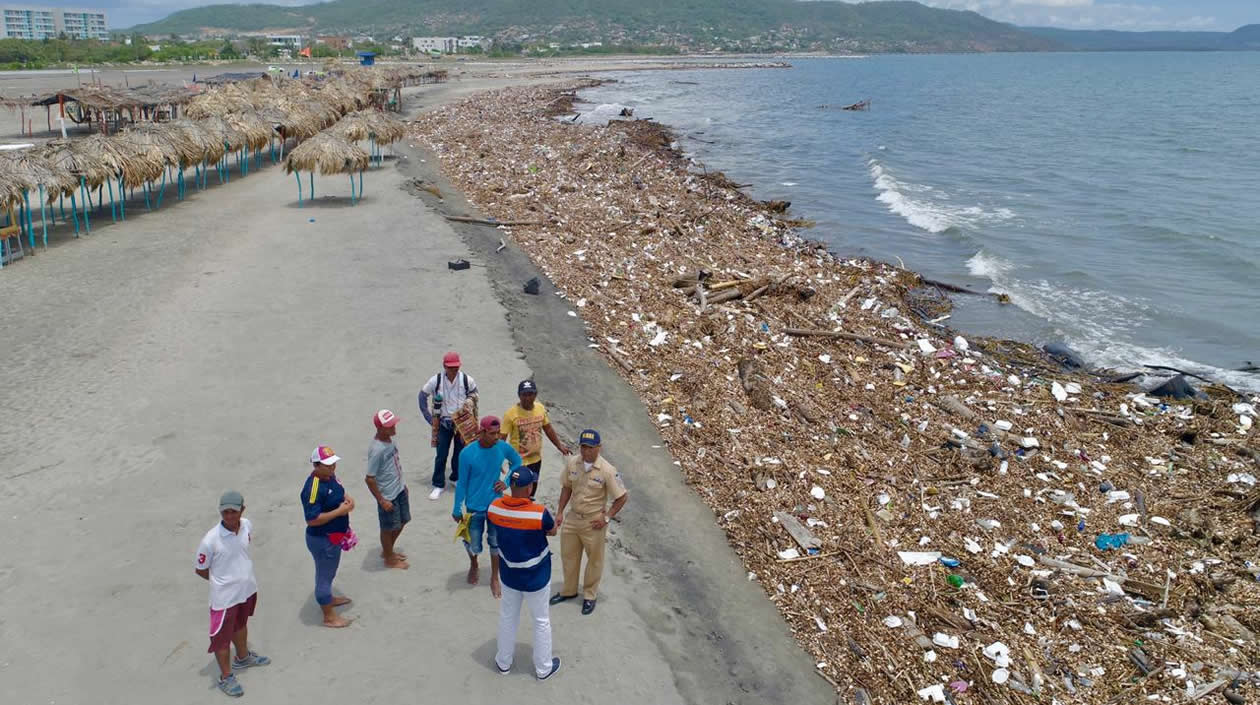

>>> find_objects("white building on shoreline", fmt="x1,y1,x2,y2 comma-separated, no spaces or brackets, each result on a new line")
0,5,108,40
413,35,492,54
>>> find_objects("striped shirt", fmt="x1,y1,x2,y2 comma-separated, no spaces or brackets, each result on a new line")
487,496,554,592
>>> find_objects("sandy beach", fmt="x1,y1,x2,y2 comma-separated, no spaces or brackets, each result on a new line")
0,72,830,705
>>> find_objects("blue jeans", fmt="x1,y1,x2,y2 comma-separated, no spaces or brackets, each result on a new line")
305,533,341,606
432,420,465,489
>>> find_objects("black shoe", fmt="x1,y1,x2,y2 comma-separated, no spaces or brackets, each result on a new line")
549,592,578,606
537,657,561,681
581,599,596,615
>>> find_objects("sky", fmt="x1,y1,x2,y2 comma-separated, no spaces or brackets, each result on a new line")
34,0,1259,33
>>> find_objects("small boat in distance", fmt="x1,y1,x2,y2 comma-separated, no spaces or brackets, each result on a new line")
842,99,871,111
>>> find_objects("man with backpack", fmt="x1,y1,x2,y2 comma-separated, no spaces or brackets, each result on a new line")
419,351,479,500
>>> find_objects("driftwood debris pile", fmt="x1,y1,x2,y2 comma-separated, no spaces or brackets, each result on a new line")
413,82,1260,705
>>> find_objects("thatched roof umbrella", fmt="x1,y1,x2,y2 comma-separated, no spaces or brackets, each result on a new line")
38,140,114,234
167,119,224,166
0,150,66,247
284,131,369,207
332,110,406,167
223,112,274,151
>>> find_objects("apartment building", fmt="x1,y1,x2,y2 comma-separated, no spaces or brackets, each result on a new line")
266,34,303,50
0,5,108,40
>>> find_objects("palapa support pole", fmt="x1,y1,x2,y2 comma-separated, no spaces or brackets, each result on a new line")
156,169,167,209
79,177,91,233
177,169,184,201
107,178,116,222
358,170,363,198
349,172,356,205
39,185,48,248
144,181,152,211
69,192,80,237
60,194,67,222
309,172,314,199
23,190,34,248
118,177,126,220
296,171,303,207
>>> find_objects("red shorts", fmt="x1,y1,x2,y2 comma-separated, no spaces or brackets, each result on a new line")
208,593,257,653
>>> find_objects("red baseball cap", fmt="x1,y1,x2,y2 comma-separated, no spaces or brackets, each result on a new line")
373,409,400,428
479,415,501,431
443,351,461,367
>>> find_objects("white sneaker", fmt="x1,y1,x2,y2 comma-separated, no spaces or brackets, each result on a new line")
428,487,443,501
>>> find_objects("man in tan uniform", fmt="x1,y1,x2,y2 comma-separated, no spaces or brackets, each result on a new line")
549,429,628,615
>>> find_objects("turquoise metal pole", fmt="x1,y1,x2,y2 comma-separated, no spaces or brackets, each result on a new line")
309,172,314,199
80,176,91,233
69,192,80,236
107,178,116,221
118,177,126,220
23,190,33,248
349,172,355,205
156,169,167,208
295,171,302,207
144,182,151,210
38,185,47,247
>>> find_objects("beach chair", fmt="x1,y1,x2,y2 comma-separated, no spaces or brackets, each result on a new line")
0,206,24,268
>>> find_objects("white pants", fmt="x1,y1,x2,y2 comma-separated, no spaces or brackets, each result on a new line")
496,582,553,678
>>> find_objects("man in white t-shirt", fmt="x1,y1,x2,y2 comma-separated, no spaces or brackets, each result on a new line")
195,490,270,698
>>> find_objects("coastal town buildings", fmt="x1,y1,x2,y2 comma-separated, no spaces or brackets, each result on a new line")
266,34,303,50
315,35,351,50
413,36,492,53
412,36,456,53
0,5,107,40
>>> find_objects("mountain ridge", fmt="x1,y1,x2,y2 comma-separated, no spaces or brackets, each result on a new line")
126,0,1061,53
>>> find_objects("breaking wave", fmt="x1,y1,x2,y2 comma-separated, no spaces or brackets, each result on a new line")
869,159,1014,234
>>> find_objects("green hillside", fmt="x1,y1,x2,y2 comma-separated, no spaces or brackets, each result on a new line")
128,0,1060,53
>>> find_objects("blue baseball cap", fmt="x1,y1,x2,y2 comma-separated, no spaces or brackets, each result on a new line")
578,429,601,446
510,468,538,487
518,379,537,394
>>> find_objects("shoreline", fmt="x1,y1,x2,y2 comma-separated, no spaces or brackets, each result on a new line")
410,79,1260,703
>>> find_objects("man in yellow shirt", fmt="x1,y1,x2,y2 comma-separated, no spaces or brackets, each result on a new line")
501,379,571,498
550,429,628,615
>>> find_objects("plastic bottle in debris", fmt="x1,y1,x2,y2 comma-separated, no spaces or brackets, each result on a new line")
947,574,966,588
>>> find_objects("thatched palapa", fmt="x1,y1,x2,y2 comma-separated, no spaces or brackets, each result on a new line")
285,132,369,176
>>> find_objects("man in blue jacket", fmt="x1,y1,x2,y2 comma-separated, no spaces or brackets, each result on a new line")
488,468,561,681
453,416,522,586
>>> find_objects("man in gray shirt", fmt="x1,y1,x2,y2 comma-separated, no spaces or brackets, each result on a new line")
367,409,410,569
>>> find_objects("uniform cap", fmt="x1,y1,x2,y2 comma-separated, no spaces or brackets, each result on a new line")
579,429,601,446
509,468,538,488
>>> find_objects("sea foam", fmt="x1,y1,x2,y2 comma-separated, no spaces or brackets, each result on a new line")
869,159,1014,234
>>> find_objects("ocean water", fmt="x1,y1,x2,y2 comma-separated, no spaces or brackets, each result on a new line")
578,53,1260,392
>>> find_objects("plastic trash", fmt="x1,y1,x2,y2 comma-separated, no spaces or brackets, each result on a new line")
448,259,471,271
898,551,942,566
947,574,965,588
1094,532,1130,550
938,557,960,568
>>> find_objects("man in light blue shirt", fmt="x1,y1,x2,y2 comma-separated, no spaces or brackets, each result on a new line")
452,415,523,586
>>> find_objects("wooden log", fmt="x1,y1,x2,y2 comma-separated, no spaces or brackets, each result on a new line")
774,512,822,551
784,327,911,350
444,215,545,227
